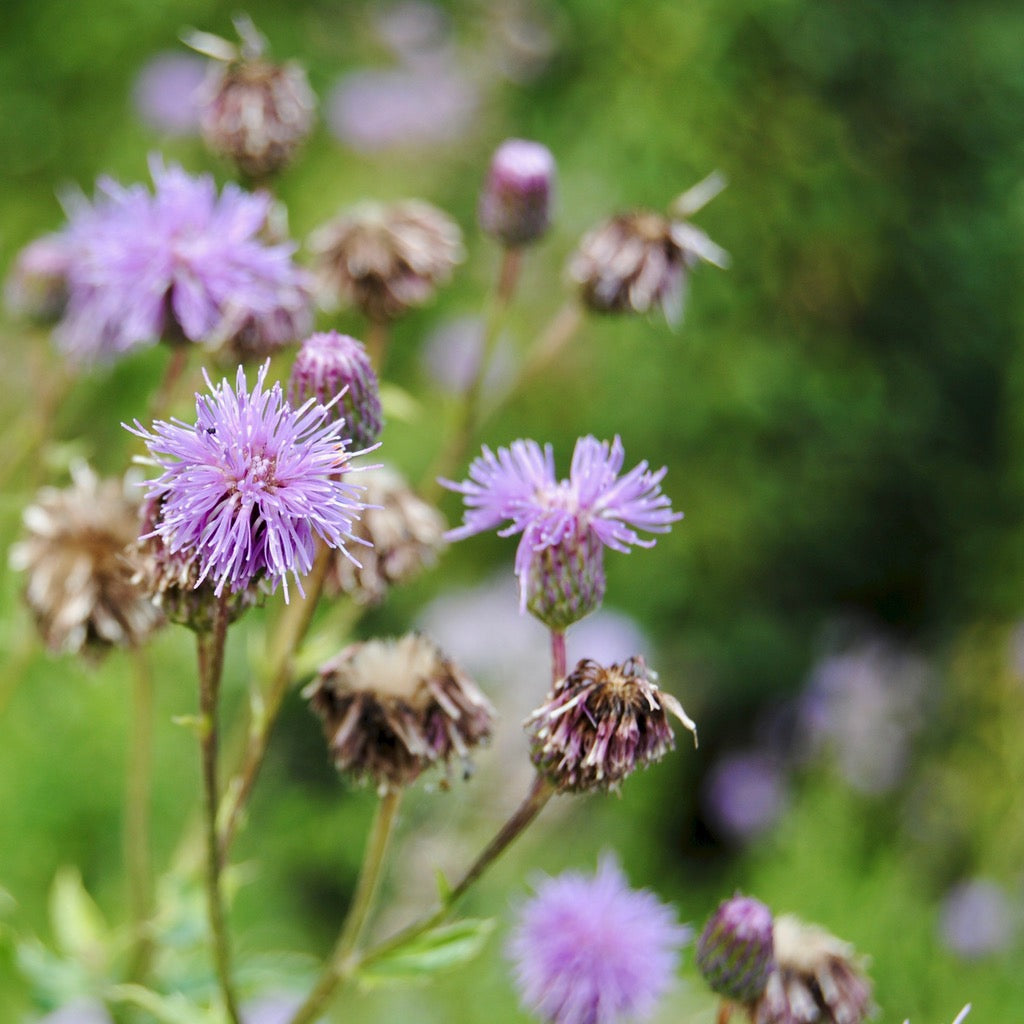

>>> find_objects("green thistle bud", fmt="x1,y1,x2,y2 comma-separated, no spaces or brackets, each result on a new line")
696,894,775,1004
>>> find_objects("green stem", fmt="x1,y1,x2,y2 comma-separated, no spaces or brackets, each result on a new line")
359,773,554,972
550,629,567,685
287,787,404,1024
217,542,335,858
197,594,242,1024
124,648,155,984
366,318,390,376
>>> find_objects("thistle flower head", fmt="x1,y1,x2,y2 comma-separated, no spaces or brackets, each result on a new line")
309,199,464,321
696,894,775,1005
304,632,495,790
9,462,164,655
479,138,556,247
569,173,728,326
4,233,72,323
526,656,696,793
126,360,369,602
752,915,874,1024
326,464,446,604
191,16,316,181
442,435,682,628
508,855,690,1024
52,155,311,363
288,331,383,450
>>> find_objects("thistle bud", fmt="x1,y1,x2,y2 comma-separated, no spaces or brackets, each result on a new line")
525,521,605,631
696,895,775,1005
4,234,71,323
525,656,697,793
478,138,555,247
195,17,316,181
288,331,383,450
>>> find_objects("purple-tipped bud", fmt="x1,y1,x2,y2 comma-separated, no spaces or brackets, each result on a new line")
696,895,775,1004
526,656,697,793
478,138,555,247
289,331,383,450
525,521,605,630
4,234,71,323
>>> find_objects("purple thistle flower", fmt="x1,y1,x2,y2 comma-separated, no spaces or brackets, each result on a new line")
508,855,690,1024
126,361,369,601
54,154,311,362
442,436,681,628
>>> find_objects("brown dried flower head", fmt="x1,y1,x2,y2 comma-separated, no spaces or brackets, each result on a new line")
568,172,728,326
525,656,697,793
309,199,464,322
304,633,495,790
194,16,316,182
129,495,261,632
751,915,875,1024
9,462,163,655
326,464,446,605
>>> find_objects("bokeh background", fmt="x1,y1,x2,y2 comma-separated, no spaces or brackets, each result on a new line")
2,0,1023,1020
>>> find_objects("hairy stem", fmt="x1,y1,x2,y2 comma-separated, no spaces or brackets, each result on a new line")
287,787,404,1024
197,594,242,1024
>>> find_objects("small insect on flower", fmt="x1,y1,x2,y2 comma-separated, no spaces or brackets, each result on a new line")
125,360,372,602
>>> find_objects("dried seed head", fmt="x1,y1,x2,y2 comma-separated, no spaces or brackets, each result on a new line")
479,138,555,247
196,18,316,181
9,462,164,655
752,915,875,1024
568,174,727,326
696,894,775,1005
525,656,697,793
288,331,383,450
309,199,464,321
326,465,446,605
305,633,495,790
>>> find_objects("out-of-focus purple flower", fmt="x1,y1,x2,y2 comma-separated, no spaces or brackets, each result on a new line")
702,751,788,844
4,232,72,322
326,63,477,153
372,1,453,66
442,436,681,628
38,1001,114,1024
939,879,1015,960
479,138,556,247
132,52,207,135
798,637,929,794
126,361,368,601
419,315,516,396
242,993,302,1024
54,155,311,363
508,855,690,1024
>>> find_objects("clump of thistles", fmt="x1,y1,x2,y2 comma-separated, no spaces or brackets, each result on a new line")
309,199,464,322
508,855,690,1024
479,138,555,248
526,656,696,793
190,16,316,182
288,331,383,451
569,172,728,326
443,435,682,630
303,633,495,791
696,894,775,1006
10,462,164,655
753,915,874,1024
44,155,310,363
126,360,370,602
325,464,446,605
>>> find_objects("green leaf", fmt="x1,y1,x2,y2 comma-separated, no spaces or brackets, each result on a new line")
359,918,494,986
108,983,213,1024
434,869,453,904
15,937,90,1007
48,867,109,973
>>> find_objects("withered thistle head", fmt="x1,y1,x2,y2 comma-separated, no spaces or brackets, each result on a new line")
568,172,728,326
9,462,163,655
304,633,495,790
326,465,446,605
192,16,316,182
130,495,262,632
696,894,775,1005
309,199,464,322
525,656,696,793
752,915,874,1024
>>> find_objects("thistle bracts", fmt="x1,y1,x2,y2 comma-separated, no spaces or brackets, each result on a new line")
696,895,775,1005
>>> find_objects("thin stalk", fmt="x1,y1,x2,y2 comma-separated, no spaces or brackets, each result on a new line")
366,318,390,375
359,773,555,972
287,787,404,1024
124,648,155,984
550,629,567,684
150,344,190,420
217,542,335,858
196,594,242,1024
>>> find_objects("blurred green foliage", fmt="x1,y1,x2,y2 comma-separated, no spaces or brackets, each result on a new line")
2,0,1023,1021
